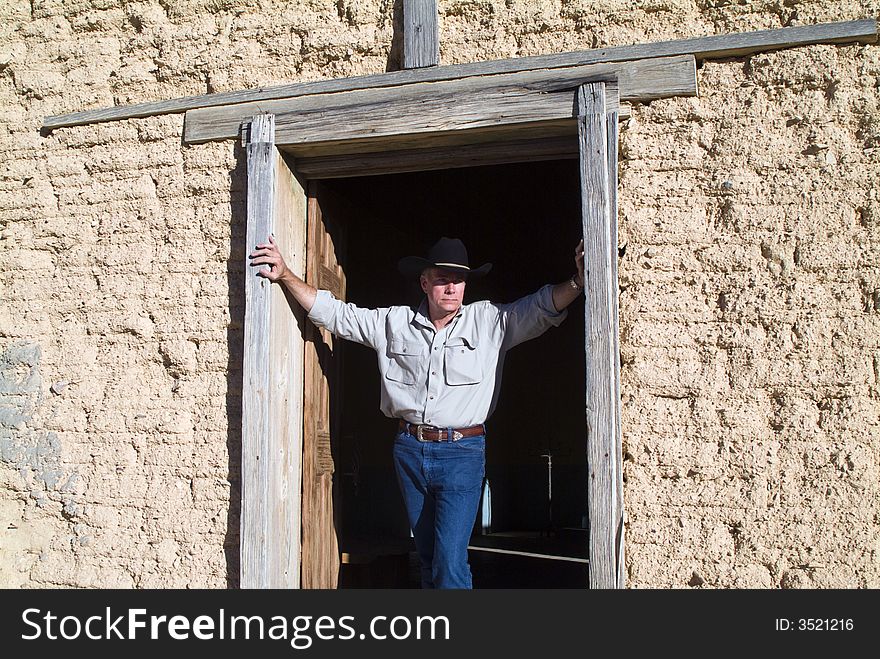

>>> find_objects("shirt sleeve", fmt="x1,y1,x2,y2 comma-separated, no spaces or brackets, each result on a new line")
497,284,568,350
307,289,386,350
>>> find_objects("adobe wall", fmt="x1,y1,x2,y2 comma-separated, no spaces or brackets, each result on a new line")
1,0,877,588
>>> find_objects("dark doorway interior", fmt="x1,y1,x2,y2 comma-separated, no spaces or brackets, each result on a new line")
318,159,588,588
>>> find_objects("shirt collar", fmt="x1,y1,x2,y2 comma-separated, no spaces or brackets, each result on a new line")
412,299,464,332
412,299,433,330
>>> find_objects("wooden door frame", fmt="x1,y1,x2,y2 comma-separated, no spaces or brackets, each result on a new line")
242,83,625,589
241,115,308,588
577,83,625,588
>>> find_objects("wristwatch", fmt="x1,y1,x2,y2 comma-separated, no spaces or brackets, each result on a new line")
569,274,584,291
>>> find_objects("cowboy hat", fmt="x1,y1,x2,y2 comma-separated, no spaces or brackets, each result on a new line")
397,237,492,279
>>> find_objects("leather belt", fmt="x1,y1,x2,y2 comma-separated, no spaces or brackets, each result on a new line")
399,420,485,442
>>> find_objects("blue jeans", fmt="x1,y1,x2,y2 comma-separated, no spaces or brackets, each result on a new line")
392,429,486,589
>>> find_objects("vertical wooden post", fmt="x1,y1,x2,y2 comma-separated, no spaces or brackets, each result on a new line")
577,82,625,589
241,114,307,588
606,97,626,589
403,0,440,68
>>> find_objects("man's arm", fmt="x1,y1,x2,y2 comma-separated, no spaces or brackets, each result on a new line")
495,240,584,349
249,235,386,349
551,239,586,312
249,234,317,312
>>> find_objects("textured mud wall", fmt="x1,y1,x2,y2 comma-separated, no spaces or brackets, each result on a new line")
619,43,880,588
1,1,877,588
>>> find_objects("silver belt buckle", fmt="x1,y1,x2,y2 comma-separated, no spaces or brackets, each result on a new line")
413,424,463,441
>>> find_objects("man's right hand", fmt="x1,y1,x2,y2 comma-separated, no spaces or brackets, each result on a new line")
249,234,290,283
249,234,318,312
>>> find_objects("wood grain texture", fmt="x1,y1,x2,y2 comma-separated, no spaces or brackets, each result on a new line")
43,19,876,130
183,56,690,145
241,114,308,588
268,147,308,588
288,104,629,178
605,108,626,589
403,0,439,68
577,84,624,589
241,114,274,589
301,182,345,589
290,135,579,178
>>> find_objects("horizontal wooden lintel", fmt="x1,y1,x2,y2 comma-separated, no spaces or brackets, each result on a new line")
289,103,628,179
185,56,681,147
41,18,876,132
290,135,580,179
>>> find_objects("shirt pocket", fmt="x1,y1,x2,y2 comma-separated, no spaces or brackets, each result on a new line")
444,337,482,386
386,338,422,385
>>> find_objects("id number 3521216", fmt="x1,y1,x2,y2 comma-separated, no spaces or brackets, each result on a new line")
775,618,854,631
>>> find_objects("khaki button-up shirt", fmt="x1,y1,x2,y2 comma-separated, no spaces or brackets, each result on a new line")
307,284,567,428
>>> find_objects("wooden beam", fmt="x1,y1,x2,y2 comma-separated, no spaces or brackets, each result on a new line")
287,104,631,179
241,114,307,588
291,135,579,179
605,97,626,590
42,18,875,131
241,114,273,589
184,55,692,146
577,83,624,589
403,0,439,68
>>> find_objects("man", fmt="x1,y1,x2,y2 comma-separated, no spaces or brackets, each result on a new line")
249,235,586,589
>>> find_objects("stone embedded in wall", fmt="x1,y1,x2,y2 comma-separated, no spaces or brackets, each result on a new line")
1,342,63,488
0,340,88,587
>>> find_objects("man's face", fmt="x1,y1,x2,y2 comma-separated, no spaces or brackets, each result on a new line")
420,267,467,317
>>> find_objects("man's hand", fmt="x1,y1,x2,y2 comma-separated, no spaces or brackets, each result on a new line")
551,239,587,312
249,234,290,283
574,239,585,288
248,234,318,312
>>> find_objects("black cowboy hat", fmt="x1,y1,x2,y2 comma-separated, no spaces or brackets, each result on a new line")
397,237,493,279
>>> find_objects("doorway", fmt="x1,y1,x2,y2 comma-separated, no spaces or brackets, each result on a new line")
314,159,589,588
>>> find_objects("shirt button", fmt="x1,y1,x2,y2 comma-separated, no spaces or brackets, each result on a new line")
432,371,437,375
429,396,434,400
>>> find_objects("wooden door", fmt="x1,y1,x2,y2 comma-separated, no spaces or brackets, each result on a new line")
301,181,346,588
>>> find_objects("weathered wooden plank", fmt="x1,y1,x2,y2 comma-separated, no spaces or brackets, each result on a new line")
403,0,439,68
43,19,875,130
301,182,344,588
241,114,308,588
198,64,633,147
184,55,690,145
291,135,579,178
221,70,623,151
268,148,307,588
289,104,630,178
241,114,275,589
286,119,576,158
605,105,626,589
577,83,622,589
